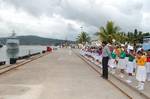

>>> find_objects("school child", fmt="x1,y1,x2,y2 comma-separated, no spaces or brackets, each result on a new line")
108,50,117,74
136,51,147,91
89,47,94,62
113,46,119,65
94,53,99,65
126,49,135,83
118,47,126,72
146,49,150,81
124,46,129,73
94,48,100,65
115,46,120,57
90,47,95,63
85,47,90,59
80,48,85,56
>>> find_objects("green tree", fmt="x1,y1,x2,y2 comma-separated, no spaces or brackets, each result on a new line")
143,32,150,36
138,31,143,43
95,21,120,43
126,29,146,44
114,32,127,43
76,31,90,45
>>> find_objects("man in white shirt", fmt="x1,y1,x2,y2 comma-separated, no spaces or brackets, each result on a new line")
101,41,111,79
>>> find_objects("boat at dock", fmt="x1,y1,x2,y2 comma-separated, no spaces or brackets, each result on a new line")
6,31,19,50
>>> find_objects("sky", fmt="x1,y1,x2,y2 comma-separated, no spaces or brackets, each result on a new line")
0,0,150,40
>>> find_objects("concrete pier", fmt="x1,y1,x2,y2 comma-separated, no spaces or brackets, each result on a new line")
0,49,134,99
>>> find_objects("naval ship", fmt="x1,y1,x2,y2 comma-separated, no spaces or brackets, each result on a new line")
6,31,19,50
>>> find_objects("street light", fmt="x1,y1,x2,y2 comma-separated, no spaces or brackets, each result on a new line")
80,26,83,32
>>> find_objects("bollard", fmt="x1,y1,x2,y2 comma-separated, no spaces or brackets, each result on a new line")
0,61,6,66
47,47,52,52
42,50,46,53
10,58,17,64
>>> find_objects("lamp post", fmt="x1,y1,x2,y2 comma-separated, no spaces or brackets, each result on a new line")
80,26,83,32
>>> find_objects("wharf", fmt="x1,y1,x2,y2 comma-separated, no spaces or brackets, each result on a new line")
0,48,148,99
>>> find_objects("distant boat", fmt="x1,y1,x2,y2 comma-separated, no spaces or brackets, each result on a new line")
6,31,19,50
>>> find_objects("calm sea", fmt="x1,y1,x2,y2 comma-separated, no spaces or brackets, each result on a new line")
0,45,47,62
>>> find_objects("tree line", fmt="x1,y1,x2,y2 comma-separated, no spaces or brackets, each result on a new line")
76,21,150,45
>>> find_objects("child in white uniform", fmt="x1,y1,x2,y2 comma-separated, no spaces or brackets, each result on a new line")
126,49,135,83
118,48,126,72
108,50,117,74
136,51,147,91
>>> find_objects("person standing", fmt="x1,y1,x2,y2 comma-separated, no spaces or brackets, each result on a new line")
108,49,117,74
118,46,126,76
102,41,111,79
126,49,135,83
136,51,147,91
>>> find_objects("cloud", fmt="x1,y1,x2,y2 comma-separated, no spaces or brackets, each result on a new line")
0,0,83,40
0,0,150,40
4,0,62,16
58,0,144,31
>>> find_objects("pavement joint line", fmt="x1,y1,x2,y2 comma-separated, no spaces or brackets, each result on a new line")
72,50,132,99
0,52,50,76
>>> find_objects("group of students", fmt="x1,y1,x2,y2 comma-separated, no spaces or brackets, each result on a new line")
80,44,150,91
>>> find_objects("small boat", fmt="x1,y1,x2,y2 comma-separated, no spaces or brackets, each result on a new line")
6,30,19,50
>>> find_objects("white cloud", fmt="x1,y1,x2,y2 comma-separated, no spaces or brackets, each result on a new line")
0,0,83,40
0,0,150,40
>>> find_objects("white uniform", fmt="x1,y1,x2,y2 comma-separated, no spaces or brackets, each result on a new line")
146,62,150,80
146,62,150,73
127,61,134,74
136,66,147,82
125,57,128,70
80,50,83,56
118,58,126,69
109,59,117,68
94,53,100,61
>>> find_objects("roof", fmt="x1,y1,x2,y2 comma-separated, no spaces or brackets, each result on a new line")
142,43,150,50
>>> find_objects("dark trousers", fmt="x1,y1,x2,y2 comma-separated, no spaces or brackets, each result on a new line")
102,57,109,79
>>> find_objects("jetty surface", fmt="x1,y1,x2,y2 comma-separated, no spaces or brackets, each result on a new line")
0,48,146,99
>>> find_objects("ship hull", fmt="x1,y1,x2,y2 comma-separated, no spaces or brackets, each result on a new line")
6,43,19,50
6,38,19,50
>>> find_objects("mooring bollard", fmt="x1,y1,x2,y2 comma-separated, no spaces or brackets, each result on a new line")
10,58,17,64
47,47,52,52
0,61,6,66
42,50,46,53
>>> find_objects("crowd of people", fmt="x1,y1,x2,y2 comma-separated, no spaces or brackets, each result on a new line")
80,42,150,91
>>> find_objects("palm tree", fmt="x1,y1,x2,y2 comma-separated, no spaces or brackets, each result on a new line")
114,32,127,43
95,21,120,43
76,31,90,45
127,29,145,44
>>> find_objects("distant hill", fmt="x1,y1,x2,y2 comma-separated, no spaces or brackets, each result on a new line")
0,35,75,45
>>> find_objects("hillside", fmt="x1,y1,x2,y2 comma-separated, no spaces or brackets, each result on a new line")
0,35,74,45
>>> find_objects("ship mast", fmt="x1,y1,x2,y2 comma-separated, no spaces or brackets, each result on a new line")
12,30,16,37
